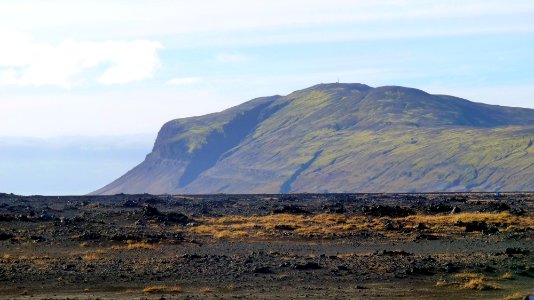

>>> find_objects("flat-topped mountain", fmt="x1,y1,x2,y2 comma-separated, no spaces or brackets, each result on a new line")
93,83,534,194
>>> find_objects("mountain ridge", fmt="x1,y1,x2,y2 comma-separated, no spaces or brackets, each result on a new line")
93,83,534,194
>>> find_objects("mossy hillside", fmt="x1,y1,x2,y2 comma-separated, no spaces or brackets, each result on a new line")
94,83,534,194
152,96,281,158
289,127,534,192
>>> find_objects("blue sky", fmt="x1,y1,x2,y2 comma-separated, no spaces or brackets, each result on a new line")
0,0,533,194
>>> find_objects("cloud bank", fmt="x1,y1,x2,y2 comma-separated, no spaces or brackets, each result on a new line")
0,28,162,88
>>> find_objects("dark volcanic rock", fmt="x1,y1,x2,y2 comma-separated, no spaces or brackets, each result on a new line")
294,262,321,270
273,205,310,215
383,220,404,231
0,232,14,240
483,202,511,212
416,223,428,230
504,248,530,256
0,214,14,222
142,206,193,225
77,232,102,241
415,233,439,241
253,266,273,274
441,263,460,273
462,221,489,232
362,205,414,218
122,200,140,208
460,221,500,235
377,250,412,256
322,204,346,214
425,203,453,214
407,266,434,276
450,207,461,214
165,212,191,225
274,225,296,231
142,204,159,217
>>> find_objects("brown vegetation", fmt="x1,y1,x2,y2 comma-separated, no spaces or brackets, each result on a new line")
142,285,182,294
502,272,514,280
110,240,155,250
504,292,529,300
188,212,534,239
435,273,501,291
463,278,499,290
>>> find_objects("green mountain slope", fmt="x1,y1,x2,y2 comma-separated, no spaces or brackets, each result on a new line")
93,83,534,194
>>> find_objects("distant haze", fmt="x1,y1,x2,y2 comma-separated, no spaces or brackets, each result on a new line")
0,135,154,195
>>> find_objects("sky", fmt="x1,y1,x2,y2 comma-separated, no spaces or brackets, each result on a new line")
0,0,533,194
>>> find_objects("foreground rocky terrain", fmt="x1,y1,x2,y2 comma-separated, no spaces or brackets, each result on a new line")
0,192,533,299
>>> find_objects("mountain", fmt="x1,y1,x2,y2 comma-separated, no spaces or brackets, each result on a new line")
93,83,534,194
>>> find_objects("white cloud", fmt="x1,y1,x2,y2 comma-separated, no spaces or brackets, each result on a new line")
0,28,162,88
166,77,201,85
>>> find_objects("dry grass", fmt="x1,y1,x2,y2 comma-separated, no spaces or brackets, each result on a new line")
504,292,528,300
82,253,100,260
463,278,499,290
436,273,504,291
502,271,514,280
143,285,182,294
110,240,155,250
188,211,534,239
190,213,378,239
200,287,213,293
451,273,500,291
402,212,534,232
453,273,485,280
127,241,155,250
213,230,249,239
81,249,107,260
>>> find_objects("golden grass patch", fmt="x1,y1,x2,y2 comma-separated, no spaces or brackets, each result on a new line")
81,249,107,260
110,240,155,250
453,273,485,280
142,285,182,294
502,271,514,280
403,212,534,228
188,211,534,239
127,241,155,250
82,253,100,260
504,292,529,300
2,254,12,260
448,273,500,291
200,287,213,293
189,213,378,239
463,278,499,290
213,230,249,239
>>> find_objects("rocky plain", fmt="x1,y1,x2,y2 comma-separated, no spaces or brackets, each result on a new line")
0,192,532,299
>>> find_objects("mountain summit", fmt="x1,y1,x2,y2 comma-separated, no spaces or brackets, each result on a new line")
93,83,534,194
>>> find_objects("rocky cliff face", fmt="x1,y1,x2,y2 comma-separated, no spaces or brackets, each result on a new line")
93,83,534,194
